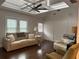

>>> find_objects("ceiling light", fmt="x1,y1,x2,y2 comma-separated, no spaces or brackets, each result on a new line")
50,2,69,10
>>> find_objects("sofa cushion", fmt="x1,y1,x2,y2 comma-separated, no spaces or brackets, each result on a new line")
11,39,36,45
28,34,35,39
7,34,15,42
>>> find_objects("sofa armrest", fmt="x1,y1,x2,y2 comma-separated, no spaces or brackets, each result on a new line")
3,38,11,49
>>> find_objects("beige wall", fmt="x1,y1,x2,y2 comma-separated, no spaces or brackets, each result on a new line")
0,9,43,47
44,5,78,42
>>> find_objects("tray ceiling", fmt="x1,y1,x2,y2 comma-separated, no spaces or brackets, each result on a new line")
1,0,69,14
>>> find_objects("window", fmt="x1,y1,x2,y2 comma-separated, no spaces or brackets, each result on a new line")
7,19,17,33
20,20,27,32
38,23,43,32
6,19,28,33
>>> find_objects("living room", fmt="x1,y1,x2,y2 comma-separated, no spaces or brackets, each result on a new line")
0,0,79,59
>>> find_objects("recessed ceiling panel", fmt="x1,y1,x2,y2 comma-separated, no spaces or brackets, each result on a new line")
5,0,26,7
50,2,69,10
2,2,20,10
1,0,69,14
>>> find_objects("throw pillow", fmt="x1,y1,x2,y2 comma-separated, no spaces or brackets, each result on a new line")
28,34,35,39
7,34,15,42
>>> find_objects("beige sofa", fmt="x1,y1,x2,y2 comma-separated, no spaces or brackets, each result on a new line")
3,32,38,51
46,43,79,59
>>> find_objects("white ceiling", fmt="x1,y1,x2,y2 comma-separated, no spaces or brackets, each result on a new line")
1,0,48,14
0,0,76,15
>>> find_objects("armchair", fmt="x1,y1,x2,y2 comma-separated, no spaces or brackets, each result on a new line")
54,36,75,52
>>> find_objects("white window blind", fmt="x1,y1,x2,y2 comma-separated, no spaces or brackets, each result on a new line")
7,19,17,33
38,23,43,32
20,20,27,32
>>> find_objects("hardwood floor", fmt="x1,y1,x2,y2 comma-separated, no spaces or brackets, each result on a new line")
0,40,54,59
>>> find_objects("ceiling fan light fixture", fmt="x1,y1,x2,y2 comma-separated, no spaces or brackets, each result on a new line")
39,10,48,13
50,2,69,10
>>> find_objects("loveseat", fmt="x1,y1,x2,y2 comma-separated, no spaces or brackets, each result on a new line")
3,32,38,51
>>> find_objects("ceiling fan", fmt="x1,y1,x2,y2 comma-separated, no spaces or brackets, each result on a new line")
21,0,48,12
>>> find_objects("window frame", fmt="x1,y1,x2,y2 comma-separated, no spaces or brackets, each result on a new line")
5,18,28,33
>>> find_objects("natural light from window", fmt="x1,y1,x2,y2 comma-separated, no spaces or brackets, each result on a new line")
20,20,27,32
7,19,17,33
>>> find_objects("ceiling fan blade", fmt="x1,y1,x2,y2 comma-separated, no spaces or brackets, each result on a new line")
34,4,42,9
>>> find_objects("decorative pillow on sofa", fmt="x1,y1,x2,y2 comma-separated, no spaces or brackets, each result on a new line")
16,32,27,40
7,34,15,42
28,34,35,39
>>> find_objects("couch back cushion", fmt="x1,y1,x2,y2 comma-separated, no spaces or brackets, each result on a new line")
16,32,28,40
63,43,79,59
16,32,25,37
6,32,28,41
